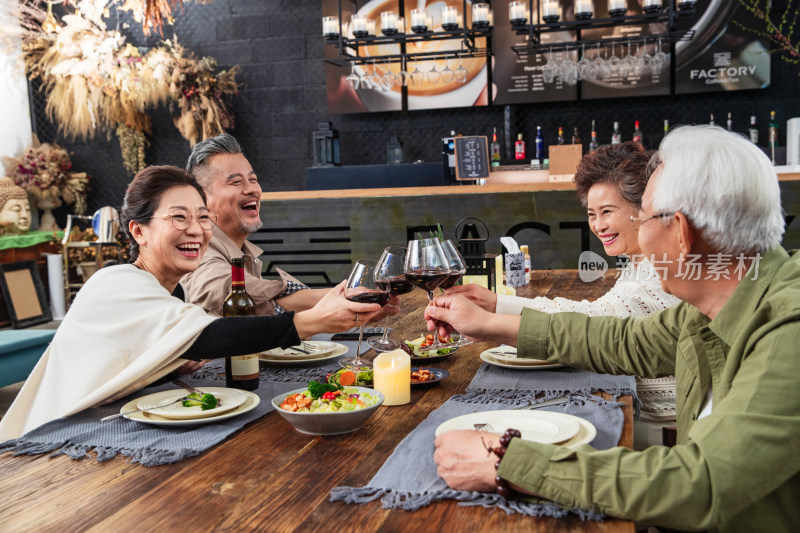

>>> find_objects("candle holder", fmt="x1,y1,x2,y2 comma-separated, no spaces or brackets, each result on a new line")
643,0,663,14
322,16,339,39
441,5,458,30
575,0,594,20
508,1,528,26
381,11,398,36
677,1,696,10
351,13,368,38
542,1,560,23
472,3,490,29
410,8,428,33
608,0,627,17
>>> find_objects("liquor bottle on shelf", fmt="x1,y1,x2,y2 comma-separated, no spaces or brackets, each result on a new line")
557,127,565,145
709,113,715,126
491,127,502,163
520,244,531,283
632,120,643,144
572,127,581,145
662,119,669,145
223,257,260,391
611,121,621,145
727,112,733,132
515,133,526,160
769,110,779,164
748,115,759,145
589,120,599,152
535,126,544,159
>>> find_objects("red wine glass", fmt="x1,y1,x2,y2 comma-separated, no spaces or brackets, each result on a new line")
404,238,449,341
339,259,390,370
427,239,473,350
368,246,411,352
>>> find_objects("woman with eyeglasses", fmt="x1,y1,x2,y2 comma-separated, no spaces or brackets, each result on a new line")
0,166,382,439
444,142,681,423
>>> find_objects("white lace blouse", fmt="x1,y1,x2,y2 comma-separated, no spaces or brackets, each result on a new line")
496,258,682,422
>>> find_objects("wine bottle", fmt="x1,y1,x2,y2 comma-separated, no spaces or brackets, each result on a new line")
749,115,759,145
709,113,715,127
632,120,643,144
222,257,260,391
727,112,733,132
514,133,526,160
491,127,502,162
572,126,581,145
557,126,565,145
535,126,544,159
589,120,599,152
611,121,621,145
769,110,778,165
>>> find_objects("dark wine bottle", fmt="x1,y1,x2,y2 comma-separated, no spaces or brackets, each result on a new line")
222,257,259,391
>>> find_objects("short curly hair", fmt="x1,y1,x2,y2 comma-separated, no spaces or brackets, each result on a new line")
573,142,654,208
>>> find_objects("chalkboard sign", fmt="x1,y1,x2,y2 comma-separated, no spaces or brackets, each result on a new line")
454,136,490,180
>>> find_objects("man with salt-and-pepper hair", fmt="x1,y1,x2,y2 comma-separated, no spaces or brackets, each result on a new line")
426,126,799,532
181,134,329,316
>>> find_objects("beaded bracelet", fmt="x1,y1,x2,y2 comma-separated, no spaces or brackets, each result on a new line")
482,428,522,497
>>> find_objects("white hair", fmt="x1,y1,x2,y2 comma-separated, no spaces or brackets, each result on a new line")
652,125,785,255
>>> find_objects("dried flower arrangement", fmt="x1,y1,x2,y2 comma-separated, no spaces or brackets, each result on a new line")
10,1,239,175
3,138,90,215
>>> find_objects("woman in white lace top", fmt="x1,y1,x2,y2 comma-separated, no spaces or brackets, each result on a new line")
447,142,681,421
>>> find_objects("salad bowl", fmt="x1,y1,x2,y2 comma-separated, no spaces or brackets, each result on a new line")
271,386,384,435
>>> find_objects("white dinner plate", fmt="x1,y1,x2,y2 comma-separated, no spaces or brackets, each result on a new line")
259,342,348,366
261,341,338,359
136,387,247,419
122,389,260,427
482,346,552,365
435,410,595,447
479,351,565,370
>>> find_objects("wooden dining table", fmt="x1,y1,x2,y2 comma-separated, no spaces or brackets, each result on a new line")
0,270,632,533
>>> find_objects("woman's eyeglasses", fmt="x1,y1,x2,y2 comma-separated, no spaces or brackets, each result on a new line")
152,209,218,231
630,212,673,230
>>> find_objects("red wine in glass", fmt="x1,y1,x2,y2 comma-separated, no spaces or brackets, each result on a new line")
347,291,391,306
438,271,464,290
340,259,389,370
405,269,450,292
385,276,415,295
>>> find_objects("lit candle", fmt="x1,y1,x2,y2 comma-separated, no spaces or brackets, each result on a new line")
543,0,559,17
509,1,528,24
396,16,404,33
373,349,410,406
426,13,434,31
575,0,594,19
366,19,376,36
410,8,427,32
351,13,368,37
381,11,398,35
472,3,489,27
442,5,458,29
608,0,626,16
322,16,339,39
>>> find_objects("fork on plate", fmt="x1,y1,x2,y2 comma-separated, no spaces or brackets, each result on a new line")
473,423,495,432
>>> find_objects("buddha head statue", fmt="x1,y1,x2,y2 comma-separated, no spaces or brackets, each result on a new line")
0,177,32,232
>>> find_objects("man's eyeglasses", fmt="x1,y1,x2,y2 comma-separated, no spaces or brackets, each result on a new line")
152,209,218,231
630,212,673,230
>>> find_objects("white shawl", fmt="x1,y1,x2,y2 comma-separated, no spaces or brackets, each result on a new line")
0,265,216,440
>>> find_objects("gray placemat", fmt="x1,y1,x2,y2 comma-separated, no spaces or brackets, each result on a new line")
0,376,300,466
330,394,621,519
464,364,637,406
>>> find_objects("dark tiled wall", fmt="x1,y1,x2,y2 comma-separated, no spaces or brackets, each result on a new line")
31,0,800,221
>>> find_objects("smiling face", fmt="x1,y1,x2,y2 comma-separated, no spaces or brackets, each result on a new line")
202,152,262,246
586,182,642,258
132,185,212,288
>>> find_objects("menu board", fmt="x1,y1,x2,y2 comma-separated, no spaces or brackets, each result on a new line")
454,136,490,180
674,0,770,94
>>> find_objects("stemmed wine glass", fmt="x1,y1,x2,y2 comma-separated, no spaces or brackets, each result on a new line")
426,240,473,350
339,259,390,370
368,246,412,352
651,38,669,76
398,57,410,87
404,238,450,342
410,61,425,86
440,58,455,84
426,59,441,83
454,52,468,83
346,64,360,91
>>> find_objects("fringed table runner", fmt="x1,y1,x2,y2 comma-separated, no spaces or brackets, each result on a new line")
0,376,302,466
0,335,359,466
330,362,637,519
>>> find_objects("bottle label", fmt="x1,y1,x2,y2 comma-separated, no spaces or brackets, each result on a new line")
750,130,758,144
230,354,260,380
633,134,642,143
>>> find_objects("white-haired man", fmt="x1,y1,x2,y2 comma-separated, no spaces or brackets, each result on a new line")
427,126,799,532
181,134,328,316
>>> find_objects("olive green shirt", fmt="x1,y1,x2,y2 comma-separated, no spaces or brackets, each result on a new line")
499,247,800,532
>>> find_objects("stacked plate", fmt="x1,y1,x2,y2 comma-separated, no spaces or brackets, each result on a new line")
259,341,348,367
121,387,260,427
479,345,564,370
435,410,595,448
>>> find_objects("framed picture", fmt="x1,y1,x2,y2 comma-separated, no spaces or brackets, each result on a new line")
0,260,51,328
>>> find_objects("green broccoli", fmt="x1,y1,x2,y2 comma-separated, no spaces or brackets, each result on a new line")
308,379,340,399
181,392,219,410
